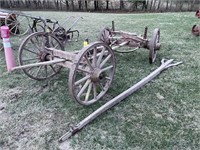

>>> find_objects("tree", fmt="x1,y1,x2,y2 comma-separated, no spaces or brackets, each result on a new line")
120,0,124,10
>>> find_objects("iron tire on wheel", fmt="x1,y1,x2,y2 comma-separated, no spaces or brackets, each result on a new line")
18,32,64,80
69,42,116,106
149,28,160,64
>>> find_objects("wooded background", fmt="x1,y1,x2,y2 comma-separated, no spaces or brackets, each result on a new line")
0,0,200,12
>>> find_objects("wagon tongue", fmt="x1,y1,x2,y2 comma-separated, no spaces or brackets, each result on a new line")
59,59,182,142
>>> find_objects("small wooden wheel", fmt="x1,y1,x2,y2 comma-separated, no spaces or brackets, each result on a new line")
98,27,112,45
69,42,116,106
149,28,160,64
5,13,29,36
18,32,64,80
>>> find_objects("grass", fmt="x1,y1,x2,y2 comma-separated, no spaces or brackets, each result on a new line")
0,11,200,150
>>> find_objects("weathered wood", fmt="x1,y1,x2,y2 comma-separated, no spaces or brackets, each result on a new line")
59,59,182,142
12,58,66,71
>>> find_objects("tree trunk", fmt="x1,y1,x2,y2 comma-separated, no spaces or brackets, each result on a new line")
157,0,161,10
71,0,74,11
166,0,169,10
78,1,82,10
106,0,109,10
85,1,88,11
120,0,124,10
94,1,99,11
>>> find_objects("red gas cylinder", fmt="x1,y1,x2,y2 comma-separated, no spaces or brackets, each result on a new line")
192,24,200,36
195,10,200,18
0,26,10,38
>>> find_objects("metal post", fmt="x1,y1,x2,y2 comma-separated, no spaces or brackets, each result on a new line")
112,21,115,31
59,59,182,142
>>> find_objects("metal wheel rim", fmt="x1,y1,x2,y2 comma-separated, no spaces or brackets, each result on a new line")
69,42,116,106
149,28,160,64
5,13,29,36
18,32,64,80
32,24,45,33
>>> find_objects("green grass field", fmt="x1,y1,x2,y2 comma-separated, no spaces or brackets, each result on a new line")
0,11,200,150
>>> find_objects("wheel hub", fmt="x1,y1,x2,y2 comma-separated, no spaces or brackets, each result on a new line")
90,68,104,82
39,51,49,62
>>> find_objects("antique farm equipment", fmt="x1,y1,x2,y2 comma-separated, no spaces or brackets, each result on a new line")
192,10,200,36
0,9,29,36
0,9,81,41
12,31,116,106
28,16,81,45
98,21,161,63
12,20,161,106
59,59,182,142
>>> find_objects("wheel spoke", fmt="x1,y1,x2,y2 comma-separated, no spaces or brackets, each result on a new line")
35,66,42,77
85,83,92,101
32,36,42,51
77,79,91,98
93,83,97,100
92,47,97,67
14,25,19,34
45,65,48,78
18,17,26,23
97,47,105,66
105,76,111,80
97,81,104,91
75,75,90,86
100,54,111,68
24,47,39,55
100,65,113,73
9,24,17,31
84,56,93,70
77,67,91,74
50,65,57,73
22,58,39,62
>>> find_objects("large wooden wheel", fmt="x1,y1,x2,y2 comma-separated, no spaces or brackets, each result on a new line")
69,42,116,106
18,32,64,80
98,27,112,45
5,13,29,36
149,28,160,64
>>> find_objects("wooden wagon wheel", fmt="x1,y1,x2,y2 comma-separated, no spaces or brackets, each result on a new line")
98,27,112,45
69,42,116,106
18,32,64,80
5,13,29,36
149,28,160,64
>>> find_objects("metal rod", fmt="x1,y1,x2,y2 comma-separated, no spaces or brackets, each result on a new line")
67,17,82,31
11,58,66,71
59,59,182,142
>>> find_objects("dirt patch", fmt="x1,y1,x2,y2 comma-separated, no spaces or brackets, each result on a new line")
0,86,23,103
